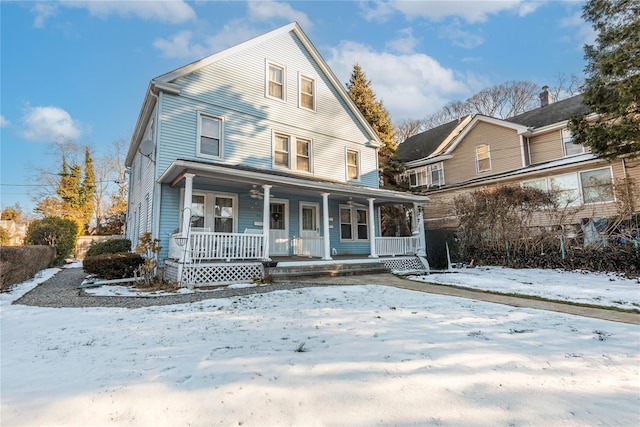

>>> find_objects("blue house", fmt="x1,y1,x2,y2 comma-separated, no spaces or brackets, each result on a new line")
125,22,429,285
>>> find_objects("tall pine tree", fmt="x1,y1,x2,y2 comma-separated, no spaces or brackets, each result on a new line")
346,64,401,188
80,146,96,229
568,0,640,160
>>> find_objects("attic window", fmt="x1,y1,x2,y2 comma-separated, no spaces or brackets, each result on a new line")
300,75,315,111
268,63,285,101
475,144,491,173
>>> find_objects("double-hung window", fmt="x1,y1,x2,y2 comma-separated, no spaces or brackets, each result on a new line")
300,75,315,111
268,63,285,100
346,149,360,180
274,133,312,173
475,144,491,173
198,114,222,158
274,134,290,167
562,129,584,157
340,205,369,241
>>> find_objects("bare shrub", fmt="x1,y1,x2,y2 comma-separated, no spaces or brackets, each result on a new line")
0,246,56,292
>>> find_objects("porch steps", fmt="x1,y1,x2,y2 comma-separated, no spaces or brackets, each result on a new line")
266,261,389,282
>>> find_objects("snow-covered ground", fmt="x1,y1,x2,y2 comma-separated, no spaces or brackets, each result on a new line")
1,267,639,426
409,266,640,310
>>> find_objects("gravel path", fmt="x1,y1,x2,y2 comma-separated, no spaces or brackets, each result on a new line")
12,267,330,309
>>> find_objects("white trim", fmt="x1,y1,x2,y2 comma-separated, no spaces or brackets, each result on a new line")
299,201,320,236
196,112,224,159
339,204,369,242
561,128,585,157
265,60,286,102
269,198,290,256
445,115,529,155
179,188,238,233
298,72,316,112
272,131,313,174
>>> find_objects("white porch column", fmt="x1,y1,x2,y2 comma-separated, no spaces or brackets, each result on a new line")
321,192,332,260
262,185,272,261
368,198,378,258
416,207,427,257
412,203,419,233
181,173,195,235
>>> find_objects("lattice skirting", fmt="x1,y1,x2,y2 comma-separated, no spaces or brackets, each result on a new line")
382,256,428,273
165,260,264,286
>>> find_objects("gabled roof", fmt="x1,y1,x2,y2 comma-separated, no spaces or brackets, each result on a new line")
506,94,590,129
127,22,382,166
396,116,471,163
443,114,529,155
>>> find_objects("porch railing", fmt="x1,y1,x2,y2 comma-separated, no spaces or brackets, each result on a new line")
169,232,264,261
292,236,324,257
375,236,420,256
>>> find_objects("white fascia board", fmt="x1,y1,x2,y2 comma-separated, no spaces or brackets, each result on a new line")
444,115,528,155
126,83,157,167
159,160,429,203
526,112,599,136
432,115,473,155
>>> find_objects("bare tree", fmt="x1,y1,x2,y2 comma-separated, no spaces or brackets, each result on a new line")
394,118,426,145
549,72,584,102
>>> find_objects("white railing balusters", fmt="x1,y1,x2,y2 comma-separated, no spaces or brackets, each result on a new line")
170,232,264,261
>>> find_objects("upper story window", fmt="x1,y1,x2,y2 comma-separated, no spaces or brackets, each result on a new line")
562,129,584,157
274,133,313,173
428,163,444,187
274,134,290,167
407,162,445,188
267,62,285,101
346,149,360,181
197,114,222,158
296,138,311,172
475,144,491,173
300,75,315,111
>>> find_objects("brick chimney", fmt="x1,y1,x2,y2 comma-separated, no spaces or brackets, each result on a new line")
539,85,551,107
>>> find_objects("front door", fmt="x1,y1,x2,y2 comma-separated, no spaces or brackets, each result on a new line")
269,199,289,255
300,203,320,238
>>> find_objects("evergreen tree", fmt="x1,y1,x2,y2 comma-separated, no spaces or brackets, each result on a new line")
346,64,401,188
80,146,96,229
568,0,640,160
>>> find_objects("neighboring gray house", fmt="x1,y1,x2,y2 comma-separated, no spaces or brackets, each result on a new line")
125,22,429,285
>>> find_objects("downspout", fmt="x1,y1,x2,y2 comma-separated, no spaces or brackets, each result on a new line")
148,88,163,261
519,134,527,167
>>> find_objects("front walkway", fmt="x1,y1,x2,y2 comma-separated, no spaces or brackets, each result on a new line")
12,268,640,325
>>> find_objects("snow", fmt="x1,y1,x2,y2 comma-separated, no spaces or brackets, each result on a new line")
408,266,640,310
1,267,639,426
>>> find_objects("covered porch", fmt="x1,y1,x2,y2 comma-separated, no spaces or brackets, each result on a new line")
158,160,430,286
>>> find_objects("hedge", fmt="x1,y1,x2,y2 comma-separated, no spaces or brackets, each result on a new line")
85,238,131,257
0,246,56,292
25,217,79,265
83,253,144,279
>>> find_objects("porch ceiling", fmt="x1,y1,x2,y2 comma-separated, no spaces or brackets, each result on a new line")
158,159,429,205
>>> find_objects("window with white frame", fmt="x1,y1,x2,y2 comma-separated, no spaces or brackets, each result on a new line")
267,63,284,100
562,129,584,157
274,134,290,167
296,138,311,172
300,75,315,110
428,163,444,186
214,196,234,232
340,205,369,241
198,114,222,158
580,168,614,203
273,133,313,172
407,162,444,188
346,149,359,180
191,195,206,228
521,167,614,206
475,144,491,173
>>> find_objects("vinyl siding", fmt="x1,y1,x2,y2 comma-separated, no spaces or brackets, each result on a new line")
444,122,522,185
529,129,564,164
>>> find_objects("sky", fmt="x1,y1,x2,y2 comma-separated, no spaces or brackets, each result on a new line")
0,0,594,214
2,265,638,425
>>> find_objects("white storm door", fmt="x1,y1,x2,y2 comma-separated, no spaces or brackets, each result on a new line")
269,199,289,255
300,203,320,238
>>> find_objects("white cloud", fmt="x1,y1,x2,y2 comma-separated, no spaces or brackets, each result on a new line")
560,11,596,48
59,0,196,24
386,27,419,54
327,41,473,120
363,0,541,23
20,105,84,143
153,30,207,59
0,115,10,128
247,1,312,29
31,2,58,28
438,19,485,49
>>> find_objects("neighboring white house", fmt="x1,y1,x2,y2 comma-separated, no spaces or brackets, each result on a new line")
125,22,429,285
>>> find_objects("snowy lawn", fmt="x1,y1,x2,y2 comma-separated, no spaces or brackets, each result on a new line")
409,266,640,311
1,268,639,426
